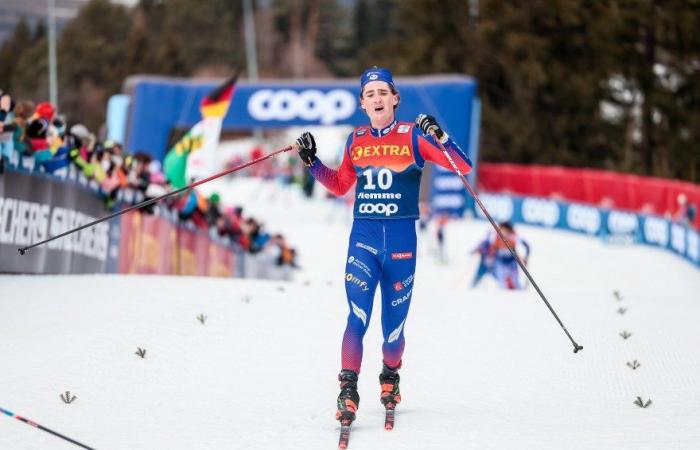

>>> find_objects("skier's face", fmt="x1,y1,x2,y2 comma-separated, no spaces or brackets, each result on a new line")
361,81,399,128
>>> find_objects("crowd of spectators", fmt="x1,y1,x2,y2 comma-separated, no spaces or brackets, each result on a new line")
0,90,298,277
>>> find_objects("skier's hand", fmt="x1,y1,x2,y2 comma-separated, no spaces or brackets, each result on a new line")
416,114,448,143
295,131,317,167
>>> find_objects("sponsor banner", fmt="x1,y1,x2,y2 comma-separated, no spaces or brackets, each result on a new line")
474,191,700,268
479,162,700,229
475,194,514,223
118,212,176,274
118,211,237,277
0,171,117,274
125,76,477,166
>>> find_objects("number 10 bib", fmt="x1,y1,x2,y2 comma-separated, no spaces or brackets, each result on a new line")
349,122,423,219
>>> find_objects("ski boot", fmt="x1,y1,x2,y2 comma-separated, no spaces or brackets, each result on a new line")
336,369,360,424
379,363,401,409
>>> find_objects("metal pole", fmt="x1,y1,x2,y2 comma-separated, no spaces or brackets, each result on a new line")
243,0,259,80
242,0,262,141
48,0,58,108
429,130,583,353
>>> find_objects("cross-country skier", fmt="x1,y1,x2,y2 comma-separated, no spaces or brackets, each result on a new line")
480,222,531,290
294,66,473,429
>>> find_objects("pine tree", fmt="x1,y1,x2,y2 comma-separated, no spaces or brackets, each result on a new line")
0,18,33,92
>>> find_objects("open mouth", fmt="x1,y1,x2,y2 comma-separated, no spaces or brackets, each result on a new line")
374,106,385,112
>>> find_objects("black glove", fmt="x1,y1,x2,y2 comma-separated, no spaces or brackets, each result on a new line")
416,114,447,142
296,131,317,166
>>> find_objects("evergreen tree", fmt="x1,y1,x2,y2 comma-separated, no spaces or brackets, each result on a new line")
57,0,131,128
0,18,33,92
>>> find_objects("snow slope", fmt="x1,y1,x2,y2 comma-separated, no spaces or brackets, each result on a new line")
1,179,699,450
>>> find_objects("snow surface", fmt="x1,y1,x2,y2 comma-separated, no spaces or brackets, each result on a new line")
2,178,699,450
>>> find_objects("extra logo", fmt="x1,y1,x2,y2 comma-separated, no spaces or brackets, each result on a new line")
345,273,369,291
358,203,398,216
351,145,411,160
247,89,356,125
391,252,413,260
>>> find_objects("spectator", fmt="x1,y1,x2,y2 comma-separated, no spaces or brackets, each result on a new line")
674,194,697,227
0,91,14,170
473,222,531,290
11,100,35,162
206,192,222,226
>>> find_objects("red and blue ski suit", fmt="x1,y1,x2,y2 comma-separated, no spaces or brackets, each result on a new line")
308,119,472,373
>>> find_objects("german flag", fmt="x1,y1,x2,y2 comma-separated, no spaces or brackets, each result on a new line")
200,73,238,119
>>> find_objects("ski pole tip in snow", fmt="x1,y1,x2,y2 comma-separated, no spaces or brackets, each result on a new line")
18,247,27,256
574,344,583,353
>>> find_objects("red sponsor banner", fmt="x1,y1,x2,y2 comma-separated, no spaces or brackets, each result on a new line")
391,252,413,260
478,163,700,228
119,211,235,277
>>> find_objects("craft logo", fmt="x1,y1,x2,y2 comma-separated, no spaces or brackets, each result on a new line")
391,289,413,307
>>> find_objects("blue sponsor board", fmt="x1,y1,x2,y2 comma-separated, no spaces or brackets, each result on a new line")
473,193,700,268
124,75,477,162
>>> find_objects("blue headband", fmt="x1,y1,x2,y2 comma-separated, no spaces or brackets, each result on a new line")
360,67,395,91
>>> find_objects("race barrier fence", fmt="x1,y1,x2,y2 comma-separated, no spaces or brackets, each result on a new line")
478,163,700,229
472,192,699,268
0,169,243,275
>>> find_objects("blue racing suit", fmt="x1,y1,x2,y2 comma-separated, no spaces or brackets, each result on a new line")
308,119,472,373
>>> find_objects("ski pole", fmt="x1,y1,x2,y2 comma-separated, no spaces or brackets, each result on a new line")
0,406,96,449
430,131,583,353
18,145,294,255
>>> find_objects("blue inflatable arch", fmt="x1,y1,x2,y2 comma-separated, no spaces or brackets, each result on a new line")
121,74,480,214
